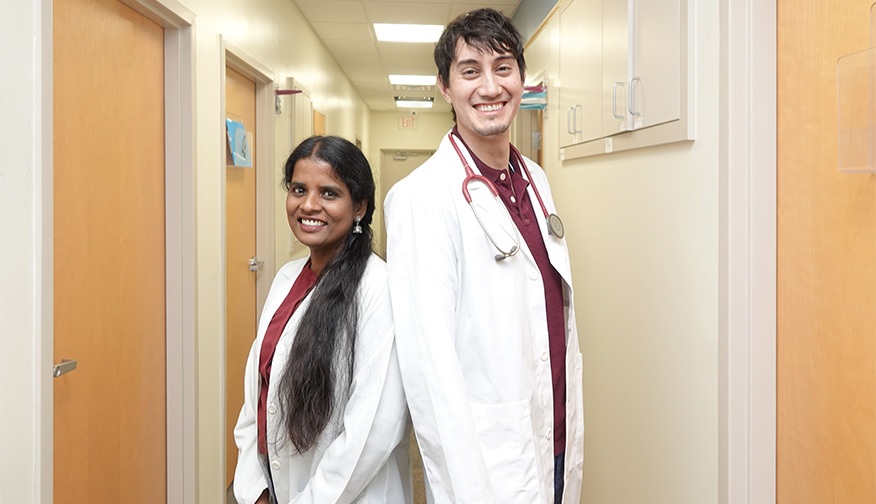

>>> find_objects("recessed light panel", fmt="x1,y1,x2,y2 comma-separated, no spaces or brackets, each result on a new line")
395,96,434,109
374,23,444,43
389,74,437,86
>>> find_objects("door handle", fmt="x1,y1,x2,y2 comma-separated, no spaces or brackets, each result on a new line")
248,256,264,272
53,359,78,378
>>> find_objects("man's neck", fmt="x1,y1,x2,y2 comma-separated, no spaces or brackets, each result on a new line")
455,127,511,170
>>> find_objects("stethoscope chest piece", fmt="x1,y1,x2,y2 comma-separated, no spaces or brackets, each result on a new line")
547,213,565,238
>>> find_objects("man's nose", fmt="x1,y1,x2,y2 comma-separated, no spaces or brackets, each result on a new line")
479,73,501,96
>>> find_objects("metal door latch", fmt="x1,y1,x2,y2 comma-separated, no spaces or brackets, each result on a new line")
53,359,78,378
248,257,264,272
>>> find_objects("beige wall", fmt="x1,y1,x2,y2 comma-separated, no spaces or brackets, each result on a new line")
525,1,720,502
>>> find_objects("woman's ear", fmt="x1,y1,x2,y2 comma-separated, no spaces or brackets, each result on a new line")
354,200,367,219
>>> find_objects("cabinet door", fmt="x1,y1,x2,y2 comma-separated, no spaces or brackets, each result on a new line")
629,0,681,130
559,0,603,147
602,0,630,136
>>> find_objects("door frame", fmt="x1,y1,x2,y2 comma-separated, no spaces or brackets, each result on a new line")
221,38,276,313
275,76,313,264
219,37,276,488
35,0,198,501
720,0,776,502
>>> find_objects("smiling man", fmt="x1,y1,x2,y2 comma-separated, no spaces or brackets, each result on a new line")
384,8,584,504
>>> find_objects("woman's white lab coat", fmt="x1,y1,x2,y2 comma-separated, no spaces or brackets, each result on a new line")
384,133,584,504
233,254,411,504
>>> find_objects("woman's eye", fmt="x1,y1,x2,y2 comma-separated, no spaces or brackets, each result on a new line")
291,186,305,195
322,190,338,199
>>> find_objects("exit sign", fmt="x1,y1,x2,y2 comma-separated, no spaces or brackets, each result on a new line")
399,116,417,130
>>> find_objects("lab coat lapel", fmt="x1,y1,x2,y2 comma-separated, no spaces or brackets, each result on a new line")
521,158,574,293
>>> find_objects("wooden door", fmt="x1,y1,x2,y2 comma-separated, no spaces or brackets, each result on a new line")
777,0,876,502
53,0,166,501
225,66,258,486
313,109,326,136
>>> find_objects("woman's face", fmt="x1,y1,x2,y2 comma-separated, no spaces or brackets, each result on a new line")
286,157,365,272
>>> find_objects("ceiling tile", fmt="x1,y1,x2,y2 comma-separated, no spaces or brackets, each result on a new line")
378,42,435,68
365,2,452,24
324,39,381,65
340,64,389,79
367,0,453,4
355,81,395,92
295,0,368,23
310,22,374,41
383,63,439,75
449,3,518,18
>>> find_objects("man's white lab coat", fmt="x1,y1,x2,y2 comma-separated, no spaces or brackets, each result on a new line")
385,133,584,504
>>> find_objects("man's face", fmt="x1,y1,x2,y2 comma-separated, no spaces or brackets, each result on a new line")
438,39,524,141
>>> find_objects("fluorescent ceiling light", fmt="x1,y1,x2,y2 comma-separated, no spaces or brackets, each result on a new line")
395,98,434,109
389,74,437,86
374,23,443,43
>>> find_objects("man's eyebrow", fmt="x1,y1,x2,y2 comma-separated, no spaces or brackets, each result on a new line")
454,58,479,67
454,54,515,67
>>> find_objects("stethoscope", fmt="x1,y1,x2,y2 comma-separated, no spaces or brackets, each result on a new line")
448,132,565,262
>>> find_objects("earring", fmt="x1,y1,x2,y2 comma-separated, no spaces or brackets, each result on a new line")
352,216,363,234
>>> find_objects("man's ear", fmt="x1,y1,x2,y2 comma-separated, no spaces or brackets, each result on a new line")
437,76,452,104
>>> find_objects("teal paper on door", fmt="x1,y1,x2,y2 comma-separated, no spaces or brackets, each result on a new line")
226,117,253,168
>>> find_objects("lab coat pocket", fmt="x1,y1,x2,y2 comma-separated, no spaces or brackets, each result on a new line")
471,400,541,504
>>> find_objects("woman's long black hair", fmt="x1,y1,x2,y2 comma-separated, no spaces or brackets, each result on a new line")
276,135,375,454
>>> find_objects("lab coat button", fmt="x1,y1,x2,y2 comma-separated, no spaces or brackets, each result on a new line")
529,269,539,280
268,404,277,415
540,351,549,361
271,460,281,470
546,428,552,439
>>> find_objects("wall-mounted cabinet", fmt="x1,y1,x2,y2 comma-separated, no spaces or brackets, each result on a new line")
558,0,694,160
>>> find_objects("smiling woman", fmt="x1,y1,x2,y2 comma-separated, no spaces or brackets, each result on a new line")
232,136,411,504
285,155,366,276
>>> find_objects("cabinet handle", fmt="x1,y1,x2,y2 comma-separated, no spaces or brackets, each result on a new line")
628,77,642,118
567,107,575,134
612,81,626,120
574,104,582,134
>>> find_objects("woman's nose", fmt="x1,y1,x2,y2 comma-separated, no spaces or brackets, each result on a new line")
300,192,320,211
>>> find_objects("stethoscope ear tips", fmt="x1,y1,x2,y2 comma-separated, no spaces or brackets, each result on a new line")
494,245,519,262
